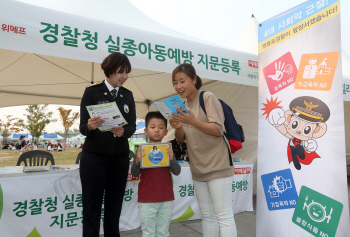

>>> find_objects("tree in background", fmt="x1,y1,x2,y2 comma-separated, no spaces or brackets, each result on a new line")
70,128,81,135
55,128,81,148
18,104,56,145
55,128,80,138
0,115,22,142
57,107,80,148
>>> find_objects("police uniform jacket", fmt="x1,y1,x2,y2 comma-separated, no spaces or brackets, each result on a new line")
79,80,136,156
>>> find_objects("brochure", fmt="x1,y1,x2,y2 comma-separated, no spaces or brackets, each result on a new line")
140,142,170,169
153,95,189,119
86,102,128,132
49,165,80,171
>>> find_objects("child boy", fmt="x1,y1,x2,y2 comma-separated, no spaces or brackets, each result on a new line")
131,111,181,237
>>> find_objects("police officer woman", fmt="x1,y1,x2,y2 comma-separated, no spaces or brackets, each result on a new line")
79,52,136,237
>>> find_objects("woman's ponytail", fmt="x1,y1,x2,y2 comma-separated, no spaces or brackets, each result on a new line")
195,75,202,90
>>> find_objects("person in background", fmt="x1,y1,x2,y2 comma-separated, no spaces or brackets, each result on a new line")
33,143,38,150
79,52,136,237
18,135,25,148
131,111,181,237
169,138,187,160
47,143,53,152
2,142,9,149
57,143,62,152
20,144,30,154
169,63,237,237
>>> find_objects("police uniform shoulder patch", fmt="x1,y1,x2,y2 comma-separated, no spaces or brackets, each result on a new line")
86,81,103,88
121,86,132,93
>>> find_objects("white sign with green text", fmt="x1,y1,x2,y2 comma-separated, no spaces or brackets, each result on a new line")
0,0,258,87
0,164,253,236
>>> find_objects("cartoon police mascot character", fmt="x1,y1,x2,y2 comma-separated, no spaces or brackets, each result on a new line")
268,96,330,170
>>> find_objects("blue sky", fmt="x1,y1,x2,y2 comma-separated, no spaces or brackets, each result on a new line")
129,0,349,55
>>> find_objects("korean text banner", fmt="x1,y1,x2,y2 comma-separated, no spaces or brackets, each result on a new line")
343,77,350,101
0,0,258,86
257,0,350,236
0,165,253,236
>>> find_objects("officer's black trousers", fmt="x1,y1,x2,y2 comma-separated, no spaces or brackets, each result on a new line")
79,151,129,237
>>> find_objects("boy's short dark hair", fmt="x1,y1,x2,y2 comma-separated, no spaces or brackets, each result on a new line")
145,111,167,128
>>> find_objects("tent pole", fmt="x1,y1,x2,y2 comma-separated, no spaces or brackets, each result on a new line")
91,62,94,84
145,100,151,112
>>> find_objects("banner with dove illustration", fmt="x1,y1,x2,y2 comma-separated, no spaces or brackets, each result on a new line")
257,0,349,236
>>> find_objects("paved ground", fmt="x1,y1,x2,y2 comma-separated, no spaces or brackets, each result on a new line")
116,195,257,237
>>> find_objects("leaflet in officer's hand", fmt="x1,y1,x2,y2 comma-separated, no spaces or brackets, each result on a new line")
86,102,128,132
153,95,189,119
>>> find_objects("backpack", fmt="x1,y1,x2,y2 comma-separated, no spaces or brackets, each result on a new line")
199,91,245,158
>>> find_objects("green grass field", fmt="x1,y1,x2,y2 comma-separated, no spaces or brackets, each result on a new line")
0,147,82,167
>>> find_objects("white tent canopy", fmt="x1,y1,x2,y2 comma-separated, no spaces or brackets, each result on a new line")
6,133,33,140
0,0,258,113
19,0,220,48
0,0,260,162
67,133,85,147
2,0,349,162
233,15,259,55
71,133,85,139
39,134,64,140
2,1,349,163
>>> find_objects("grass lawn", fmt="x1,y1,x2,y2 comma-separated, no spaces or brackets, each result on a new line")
0,147,82,167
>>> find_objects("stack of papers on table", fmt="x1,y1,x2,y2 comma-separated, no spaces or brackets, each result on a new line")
49,165,79,171
23,166,50,172
0,166,24,174
49,166,68,171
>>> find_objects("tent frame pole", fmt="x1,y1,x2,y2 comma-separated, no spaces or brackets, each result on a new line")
91,62,94,84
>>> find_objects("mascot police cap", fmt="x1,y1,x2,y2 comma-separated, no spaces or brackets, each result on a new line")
289,96,330,123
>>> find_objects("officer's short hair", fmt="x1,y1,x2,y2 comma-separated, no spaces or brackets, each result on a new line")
101,52,131,77
145,111,167,129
